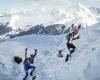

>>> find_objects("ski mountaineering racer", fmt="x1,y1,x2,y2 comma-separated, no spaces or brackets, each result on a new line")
23,48,37,80
65,24,81,62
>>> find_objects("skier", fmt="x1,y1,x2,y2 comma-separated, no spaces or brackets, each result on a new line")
65,24,81,62
65,33,76,62
23,48,37,80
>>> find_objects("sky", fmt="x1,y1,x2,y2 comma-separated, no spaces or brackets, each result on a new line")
0,0,100,12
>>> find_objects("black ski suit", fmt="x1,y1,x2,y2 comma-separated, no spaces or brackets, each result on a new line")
67,33,76,54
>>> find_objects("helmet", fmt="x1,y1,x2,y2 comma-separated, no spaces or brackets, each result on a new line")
71,24,74,27
30,54,34,58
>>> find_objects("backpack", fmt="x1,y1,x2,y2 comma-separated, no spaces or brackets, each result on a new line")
14,56,22,64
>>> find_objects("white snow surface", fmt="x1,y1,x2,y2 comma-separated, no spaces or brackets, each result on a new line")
0,22,100,80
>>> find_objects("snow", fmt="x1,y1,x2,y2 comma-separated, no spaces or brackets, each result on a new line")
8,9,68,29
0,21,100,80
55,4,99,28
0,3,100,80
0,4,100,30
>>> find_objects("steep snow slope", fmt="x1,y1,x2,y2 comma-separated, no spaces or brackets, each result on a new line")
0,34,66,80
0,22,100,80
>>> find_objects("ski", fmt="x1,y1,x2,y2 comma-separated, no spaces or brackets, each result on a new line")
28,75,36,80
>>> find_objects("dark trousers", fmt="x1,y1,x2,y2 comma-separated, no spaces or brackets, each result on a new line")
23,66,36,80
67,42,76,56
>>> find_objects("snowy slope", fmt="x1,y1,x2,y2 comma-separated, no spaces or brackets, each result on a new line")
0,22,100,80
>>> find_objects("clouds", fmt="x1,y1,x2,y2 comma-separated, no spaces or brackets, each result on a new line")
19,0,100,9
24,0,71,4
0,0,100,12
21,0,75,9
87,0,100,3
88,0,100,2
85,0,100,7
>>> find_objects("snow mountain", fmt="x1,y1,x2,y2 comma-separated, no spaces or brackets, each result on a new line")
0,4,99,42
57,3,98,27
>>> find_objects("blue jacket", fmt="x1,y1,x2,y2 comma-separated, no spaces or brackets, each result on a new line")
24,58,34,68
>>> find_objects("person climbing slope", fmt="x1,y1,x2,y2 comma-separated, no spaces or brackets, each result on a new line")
23,48,37,80
65,24,81,62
